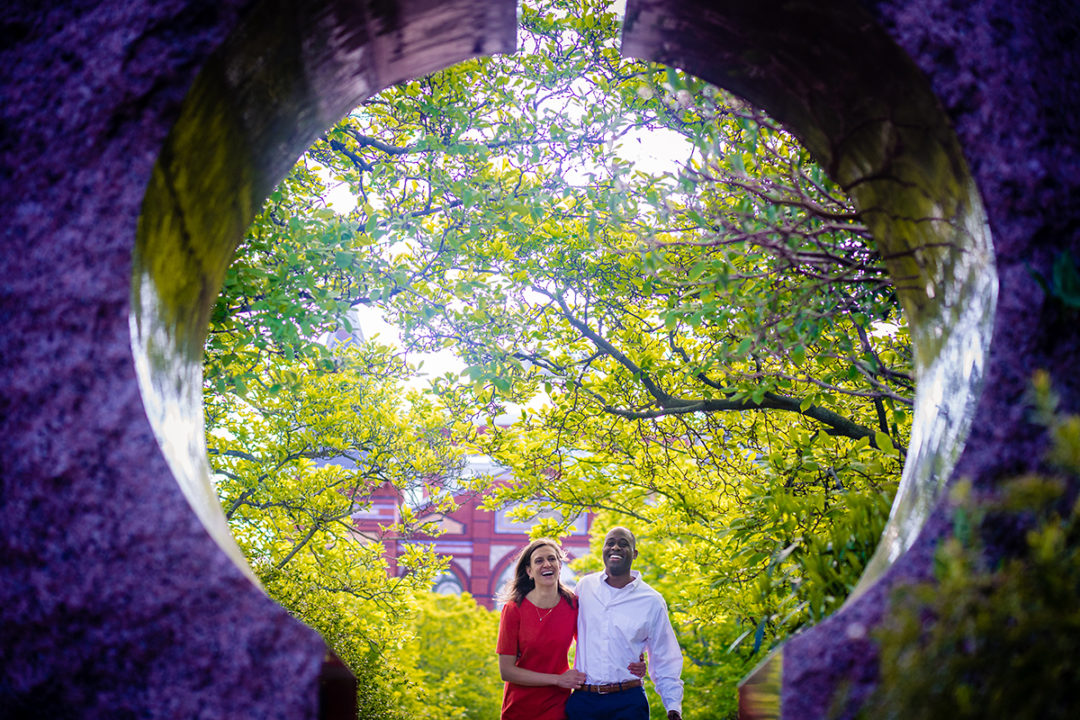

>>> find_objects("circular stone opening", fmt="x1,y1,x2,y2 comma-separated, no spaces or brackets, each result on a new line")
131,0,996,713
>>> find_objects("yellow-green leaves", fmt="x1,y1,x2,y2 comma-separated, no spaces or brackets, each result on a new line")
208,1,916,714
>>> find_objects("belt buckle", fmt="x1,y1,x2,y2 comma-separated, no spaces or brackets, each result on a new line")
597,684,610,695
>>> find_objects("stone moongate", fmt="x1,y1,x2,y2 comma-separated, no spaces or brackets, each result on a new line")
2,0,1077,717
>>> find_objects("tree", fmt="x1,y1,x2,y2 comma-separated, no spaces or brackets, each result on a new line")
306,1,908,447
310,0,908,697
204,186,471,711
394,592,503,720
206,0,913,715
205,338,468,717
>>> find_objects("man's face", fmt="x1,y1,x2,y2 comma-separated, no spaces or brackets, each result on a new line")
602,529,636,576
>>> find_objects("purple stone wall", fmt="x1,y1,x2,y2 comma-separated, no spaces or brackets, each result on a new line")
1,0,517,716
782,2,1080,716
2,0,1078,717
873,0,1080,462
1,1,329,718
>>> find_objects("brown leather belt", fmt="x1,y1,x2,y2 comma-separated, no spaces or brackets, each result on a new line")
579,679,643,694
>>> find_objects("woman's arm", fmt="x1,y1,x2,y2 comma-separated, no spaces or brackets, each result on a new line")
498,655,585,689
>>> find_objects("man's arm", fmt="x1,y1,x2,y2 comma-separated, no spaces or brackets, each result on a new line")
646,599,684,718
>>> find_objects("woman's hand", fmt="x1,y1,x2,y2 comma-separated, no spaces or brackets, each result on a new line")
627,653,647,677
555,669,586,689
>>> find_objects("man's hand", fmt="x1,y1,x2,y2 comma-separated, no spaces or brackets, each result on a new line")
667,711,682,720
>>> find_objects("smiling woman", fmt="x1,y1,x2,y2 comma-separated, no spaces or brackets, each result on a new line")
4,0,1076,719
496,539,582,720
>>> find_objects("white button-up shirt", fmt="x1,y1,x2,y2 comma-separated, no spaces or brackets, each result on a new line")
574,570,684,714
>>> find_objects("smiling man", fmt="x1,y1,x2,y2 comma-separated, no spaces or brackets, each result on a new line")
568,527,684,720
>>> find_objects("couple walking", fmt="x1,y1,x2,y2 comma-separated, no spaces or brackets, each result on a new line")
496,527,684,720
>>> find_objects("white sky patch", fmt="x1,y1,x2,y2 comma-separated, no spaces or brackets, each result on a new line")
306,159,359,215
614,126,690,176
325,181,357,213
350,305,466,392
870,320,902,339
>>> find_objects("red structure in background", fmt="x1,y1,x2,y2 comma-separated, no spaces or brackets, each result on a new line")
350,477,592,610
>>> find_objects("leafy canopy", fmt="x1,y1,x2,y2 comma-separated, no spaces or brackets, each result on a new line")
205,1,912,717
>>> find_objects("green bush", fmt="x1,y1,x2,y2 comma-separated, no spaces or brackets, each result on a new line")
861,374,1080,719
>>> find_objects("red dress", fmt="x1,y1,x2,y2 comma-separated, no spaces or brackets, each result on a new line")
496,596,578,720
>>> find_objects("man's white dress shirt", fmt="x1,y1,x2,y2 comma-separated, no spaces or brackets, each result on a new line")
574,570,684,714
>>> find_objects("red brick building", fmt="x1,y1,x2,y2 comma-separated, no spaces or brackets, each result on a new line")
350,472,593,610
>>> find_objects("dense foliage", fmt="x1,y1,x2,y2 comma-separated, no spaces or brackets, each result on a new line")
395,593,503,720
204,1,911,716
863,373,1080,720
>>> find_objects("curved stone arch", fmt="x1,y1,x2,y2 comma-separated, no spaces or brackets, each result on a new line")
4,0,1077,717
135,0,994,595
136,0,994,707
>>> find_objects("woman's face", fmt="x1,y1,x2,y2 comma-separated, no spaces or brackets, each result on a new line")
525,544,561,587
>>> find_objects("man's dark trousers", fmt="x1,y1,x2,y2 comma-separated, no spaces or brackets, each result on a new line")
566,687,649,720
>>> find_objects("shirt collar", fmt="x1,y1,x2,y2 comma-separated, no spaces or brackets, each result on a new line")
599,569,641,588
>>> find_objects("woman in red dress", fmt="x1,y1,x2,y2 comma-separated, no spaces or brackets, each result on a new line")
495,538,585,720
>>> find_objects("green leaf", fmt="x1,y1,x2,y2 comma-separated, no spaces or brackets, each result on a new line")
1052,250,1080,308
791,345,806,366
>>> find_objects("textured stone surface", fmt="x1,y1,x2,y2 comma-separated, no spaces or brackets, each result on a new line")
780,2,1080,717
0,1,327,717
2,0,1078,717
626,0,1075,716
0,0,515,717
